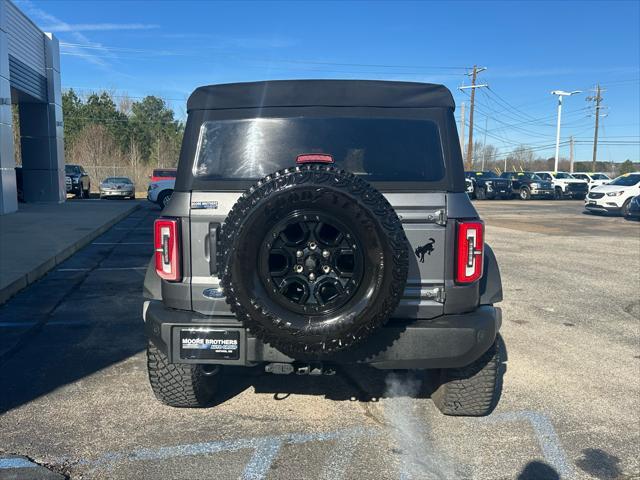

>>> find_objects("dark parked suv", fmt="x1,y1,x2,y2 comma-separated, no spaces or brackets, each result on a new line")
500,171,554,200
65,164,91,198
465,171,513,199
143,80,504,416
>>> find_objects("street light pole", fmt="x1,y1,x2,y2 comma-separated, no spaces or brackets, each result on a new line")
551,90,581,172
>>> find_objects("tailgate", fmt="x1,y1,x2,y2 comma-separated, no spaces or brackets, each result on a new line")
189,191,446,319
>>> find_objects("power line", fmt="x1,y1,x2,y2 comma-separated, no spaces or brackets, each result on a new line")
60,41,471,71
485,86,539,123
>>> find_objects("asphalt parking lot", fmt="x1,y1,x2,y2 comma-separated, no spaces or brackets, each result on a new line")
0,200,638,480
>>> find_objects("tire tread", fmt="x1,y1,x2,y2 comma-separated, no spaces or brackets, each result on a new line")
147,342,218,408
432,337,503,416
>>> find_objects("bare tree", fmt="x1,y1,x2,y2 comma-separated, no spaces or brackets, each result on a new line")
12,105,22,166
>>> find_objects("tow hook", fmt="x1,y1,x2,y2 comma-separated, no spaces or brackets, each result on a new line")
265,363,336,376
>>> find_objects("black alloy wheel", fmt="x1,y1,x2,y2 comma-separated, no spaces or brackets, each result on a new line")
259,212,364,316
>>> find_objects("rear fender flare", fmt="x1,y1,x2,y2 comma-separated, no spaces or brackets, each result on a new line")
480,244,502,305
143,257,162,300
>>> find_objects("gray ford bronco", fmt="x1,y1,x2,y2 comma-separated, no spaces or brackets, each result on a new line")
143,80,504,416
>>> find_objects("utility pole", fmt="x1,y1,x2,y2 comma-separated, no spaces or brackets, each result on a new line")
587,84,603,172
569,136,574,173
459,66,487,169
459,102,466,155
481,116,488,171
551,89,581,172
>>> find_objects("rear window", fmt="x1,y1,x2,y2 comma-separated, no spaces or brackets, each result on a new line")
153,169,176,177
104,177,131,184
193,117,444,182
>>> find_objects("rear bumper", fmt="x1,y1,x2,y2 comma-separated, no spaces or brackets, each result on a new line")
143,300,501,370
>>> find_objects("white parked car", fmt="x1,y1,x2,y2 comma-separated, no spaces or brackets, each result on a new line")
99,177,135,200
534,171,589,200
147,178,175,209
585,172,640,216
572,172,611,191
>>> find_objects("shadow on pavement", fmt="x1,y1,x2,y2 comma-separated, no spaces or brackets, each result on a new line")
575,448,623,480
0,207,154,415
518,460,560,480
213,334,507,408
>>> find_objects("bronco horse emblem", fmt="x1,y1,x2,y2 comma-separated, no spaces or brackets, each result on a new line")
415,238,435,263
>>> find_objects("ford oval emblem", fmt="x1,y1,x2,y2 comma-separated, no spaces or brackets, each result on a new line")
202,287,225,299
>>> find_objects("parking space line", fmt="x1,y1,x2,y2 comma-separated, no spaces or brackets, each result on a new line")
0,457,38,469
242,438,284,480
485,411,575,478
82,427,377,478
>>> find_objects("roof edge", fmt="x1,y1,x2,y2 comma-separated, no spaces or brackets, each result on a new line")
187,79,455,111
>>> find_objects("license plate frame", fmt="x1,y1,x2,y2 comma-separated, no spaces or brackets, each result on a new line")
179,328,240,360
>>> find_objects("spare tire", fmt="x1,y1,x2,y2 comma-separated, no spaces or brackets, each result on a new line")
218,164,409,355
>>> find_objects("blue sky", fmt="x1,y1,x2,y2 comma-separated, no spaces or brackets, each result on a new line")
16,0,640,162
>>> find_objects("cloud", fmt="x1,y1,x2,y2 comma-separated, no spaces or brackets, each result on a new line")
14,0,132,69
42,23,160,32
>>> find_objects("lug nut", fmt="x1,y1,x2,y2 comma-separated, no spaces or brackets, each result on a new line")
322,265,331,274
308,273,316,281
296,250,303,258
322,250,330,258
309,241,317,250
294,265,303,273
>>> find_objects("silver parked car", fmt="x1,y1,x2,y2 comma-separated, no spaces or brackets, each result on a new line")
99,177,136,200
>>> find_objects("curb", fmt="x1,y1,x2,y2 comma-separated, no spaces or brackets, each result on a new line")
0,203,141,306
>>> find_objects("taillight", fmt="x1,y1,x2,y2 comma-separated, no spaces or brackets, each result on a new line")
296,153,334,164
154,218,181,281
455,221,484,284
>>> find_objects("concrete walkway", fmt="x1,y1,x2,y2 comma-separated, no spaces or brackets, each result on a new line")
0,200,140,304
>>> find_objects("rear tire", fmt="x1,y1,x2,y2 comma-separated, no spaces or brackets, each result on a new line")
519,187,531,200
432,336,503,416
147,341,220,407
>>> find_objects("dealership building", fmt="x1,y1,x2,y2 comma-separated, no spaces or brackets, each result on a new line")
1,0,64,215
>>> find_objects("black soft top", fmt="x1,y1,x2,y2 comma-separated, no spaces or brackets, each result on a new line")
187,80,455,111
